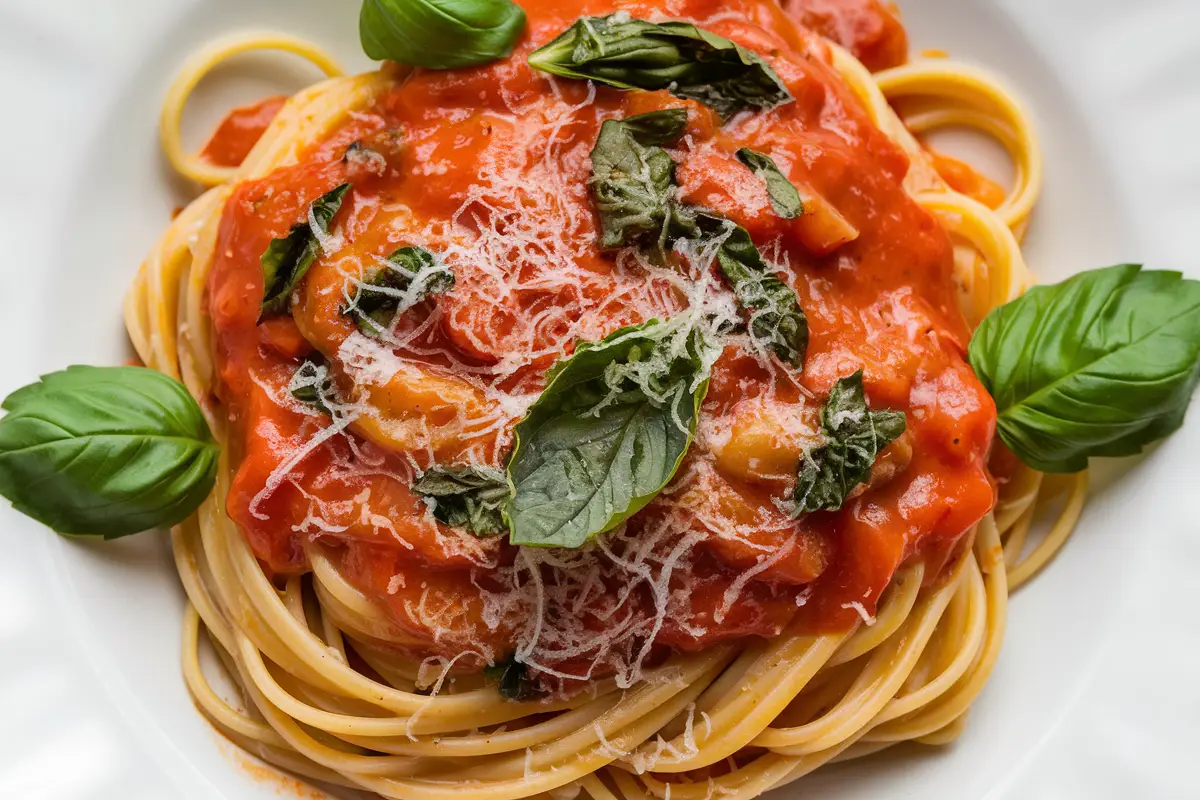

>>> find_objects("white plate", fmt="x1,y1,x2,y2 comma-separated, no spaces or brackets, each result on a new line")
0,0,1197,798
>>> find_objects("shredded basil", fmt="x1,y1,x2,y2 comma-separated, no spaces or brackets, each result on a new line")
484,656,534,700
793,371,906,514
736,148,803,219
288,356,336,415
702,216,808,366
344,246,454,337
586,113,807,365
589,109,688,256
412,466,509,536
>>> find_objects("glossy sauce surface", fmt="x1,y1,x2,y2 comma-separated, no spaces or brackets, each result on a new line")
200,95,287,168
204,0,996,667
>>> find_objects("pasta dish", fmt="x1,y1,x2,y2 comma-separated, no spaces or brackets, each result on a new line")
2,0,1197,799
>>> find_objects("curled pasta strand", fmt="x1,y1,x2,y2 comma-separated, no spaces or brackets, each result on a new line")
159,33,343,186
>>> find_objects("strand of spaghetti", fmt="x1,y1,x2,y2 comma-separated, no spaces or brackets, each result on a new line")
751,546,970,754
918,190,1032,306
159,33,343,186
915,712,971,745
124,187,223,378
172,519,236,653
827,562,924,667
579,774,621,800
874,59,1044,230
180,603,287,745
995,465,1044,532
636,630,847,770
1008,471,1089,589
1001,502,1037,569
870,551,989,723
901,107,1027,216
337,694,625,757
862,516,1008,742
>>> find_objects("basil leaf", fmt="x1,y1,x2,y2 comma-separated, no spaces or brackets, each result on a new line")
968,264,1200,473
616,108,689,144
712,220,807,366
260,183,351,321
506,319,712,548
589,110,687,255
679,214,807,366
528,15,793,120
412,465,509,536
584,116,807,365
484,656,534,700
736,148,803,219
794,371,906,514
344,246,454,337
288,356,335,415
0,366,219,538
359,0,527,69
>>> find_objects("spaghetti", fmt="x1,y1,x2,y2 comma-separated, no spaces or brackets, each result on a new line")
124,1,1086,798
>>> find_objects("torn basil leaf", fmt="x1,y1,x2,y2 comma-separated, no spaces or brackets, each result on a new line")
412,465,509,536
528,15,793,120
589,110,687,256
794,371,906,514
969,264,1200,473
260,183,351,321
345,246,454,337
484,656,534,700
616,108,689,144
687,215,807,367
288,356,335,415
737,148,803,219
714,223,808,367
506,318,714,548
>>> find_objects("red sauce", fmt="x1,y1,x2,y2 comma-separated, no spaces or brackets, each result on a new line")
200,95,287,168
205,0,995,669
781,0,908,71
929,151,1007,209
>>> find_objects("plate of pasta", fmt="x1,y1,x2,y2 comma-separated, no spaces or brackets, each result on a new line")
1,0,1198,798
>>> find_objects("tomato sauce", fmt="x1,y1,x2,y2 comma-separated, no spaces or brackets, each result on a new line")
200,95,288,168
780,0,908,72
204,0,996,667
929,151,1007,209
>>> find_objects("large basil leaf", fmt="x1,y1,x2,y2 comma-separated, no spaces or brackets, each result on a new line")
412,465,509,536
359,0,526,69
528,15,793,120
794,371,906,514
736,148,802,219
969,264,1200,473
260,183,351,321
0,366,219,538
344,246,454,336
589,110,687,256
506,319,712,548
